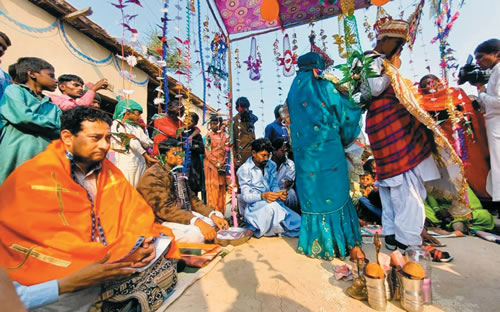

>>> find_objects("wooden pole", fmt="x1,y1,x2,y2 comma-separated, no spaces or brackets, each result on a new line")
226,36,238,227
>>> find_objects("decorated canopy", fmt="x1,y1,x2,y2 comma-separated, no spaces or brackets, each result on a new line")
214,0,372,35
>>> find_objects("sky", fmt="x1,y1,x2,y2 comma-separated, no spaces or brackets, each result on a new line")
67,0,500,136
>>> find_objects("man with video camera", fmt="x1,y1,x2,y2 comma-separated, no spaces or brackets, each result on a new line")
470,39,500,203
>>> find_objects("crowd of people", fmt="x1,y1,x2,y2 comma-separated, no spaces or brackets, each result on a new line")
0,17,499,310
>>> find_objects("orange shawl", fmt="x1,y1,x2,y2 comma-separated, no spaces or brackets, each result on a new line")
0,140,179,285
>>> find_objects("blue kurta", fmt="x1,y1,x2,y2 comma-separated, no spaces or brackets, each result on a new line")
0,84,61,184
287,52,362,260
237,157,301,237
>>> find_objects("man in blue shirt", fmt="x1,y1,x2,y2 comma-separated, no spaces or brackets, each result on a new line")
0,31,12,99
264,104,289,143
237,138,300,237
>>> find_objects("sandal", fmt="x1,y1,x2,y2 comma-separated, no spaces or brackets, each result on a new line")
422,244,454,263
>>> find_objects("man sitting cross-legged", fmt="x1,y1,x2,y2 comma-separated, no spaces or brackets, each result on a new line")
137,139,229,243
237,138,301,237
0,106,179,311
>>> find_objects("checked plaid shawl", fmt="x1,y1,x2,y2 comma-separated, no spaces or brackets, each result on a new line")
366,86,433,180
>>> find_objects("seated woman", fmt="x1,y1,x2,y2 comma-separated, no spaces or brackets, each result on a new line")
416,74,490,199
425,187,495,234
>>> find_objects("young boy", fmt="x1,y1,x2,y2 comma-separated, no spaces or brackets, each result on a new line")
50,74,108,110
0,57,61,184
357,171,382,225
183,112,204,195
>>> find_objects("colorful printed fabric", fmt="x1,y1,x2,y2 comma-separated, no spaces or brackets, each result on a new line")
366,86,433,180
214,0,371,35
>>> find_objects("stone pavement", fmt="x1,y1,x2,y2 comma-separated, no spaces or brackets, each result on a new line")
170,235,499,312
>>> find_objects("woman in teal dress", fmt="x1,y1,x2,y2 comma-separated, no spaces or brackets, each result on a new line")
287,52,362,260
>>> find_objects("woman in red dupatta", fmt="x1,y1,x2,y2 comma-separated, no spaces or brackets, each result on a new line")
416,75,490,199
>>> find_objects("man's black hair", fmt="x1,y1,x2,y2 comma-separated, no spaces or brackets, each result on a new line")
188,111,199,125
0,32,11,47
251,138,273,153
58,74,84,86
158,139,182,155
236,97,250,109
61,106,112,135
274,105,283,119
475,39,500,55
93,92,102,105
272,138,285,151
14,57,54,84
7,63,17,83
363,159,376,175
209,114,223,124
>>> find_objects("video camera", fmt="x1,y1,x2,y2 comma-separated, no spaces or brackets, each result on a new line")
458,55,491,85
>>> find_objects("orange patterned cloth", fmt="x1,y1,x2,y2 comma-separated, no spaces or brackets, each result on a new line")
416,88,491,198
0,140,179,285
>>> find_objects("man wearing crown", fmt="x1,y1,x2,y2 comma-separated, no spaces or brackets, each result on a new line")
363,19,469,251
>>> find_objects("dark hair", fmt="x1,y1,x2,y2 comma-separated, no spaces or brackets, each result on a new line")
93,92,102,105
0,32,11,46
8,63,17,83
251,138,273,153
236,97,250,109
58,74,84,86
188,112,199,125
272,138,285,151
158,139,181,155
209,114,223,124
363,159,376,174
61,106,112,135
14,57,54,84
274,105,283,119
418,74,440,89
475,39,500,55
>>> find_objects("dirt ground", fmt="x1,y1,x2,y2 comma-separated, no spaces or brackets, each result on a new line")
169,235,500,312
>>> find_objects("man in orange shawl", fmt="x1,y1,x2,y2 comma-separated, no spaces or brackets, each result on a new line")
416,74,491,199
0,106,178,310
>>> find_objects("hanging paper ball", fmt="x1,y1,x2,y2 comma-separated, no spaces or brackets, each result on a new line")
260,0,279,22
370,0,390,6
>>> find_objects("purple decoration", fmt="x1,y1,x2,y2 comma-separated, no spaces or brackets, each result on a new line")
244,37,261,81
214,0,371,35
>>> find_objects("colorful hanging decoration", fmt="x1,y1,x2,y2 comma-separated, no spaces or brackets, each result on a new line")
244,37,262,81
431,0,467,161
278,34,297,77
260,0,280,22
197,1,208,121
407,0,425,51
207,32,229,90
363,13,375,42
273,37,283,102
234,47,242,97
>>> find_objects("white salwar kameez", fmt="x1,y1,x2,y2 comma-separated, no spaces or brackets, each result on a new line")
377,156,440,246
111,120,153,187
162,211,223,243
479,62,500,201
